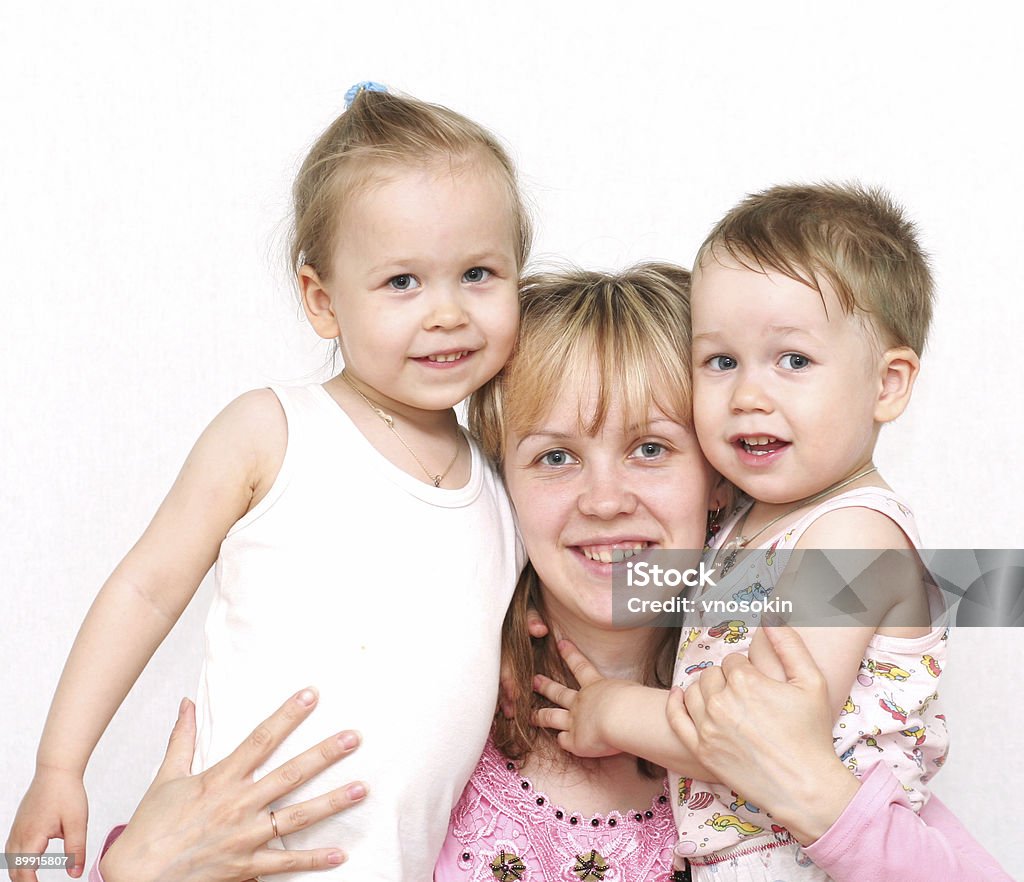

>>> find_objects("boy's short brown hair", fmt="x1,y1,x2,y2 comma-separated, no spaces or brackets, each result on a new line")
694,183,933,355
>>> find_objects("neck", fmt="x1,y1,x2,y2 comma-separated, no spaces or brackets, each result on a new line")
740,460,883,543
329,370,457,435
543,605,661,682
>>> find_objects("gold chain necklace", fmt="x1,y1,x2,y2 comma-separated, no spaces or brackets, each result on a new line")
717,464,879,575
341,372,461,488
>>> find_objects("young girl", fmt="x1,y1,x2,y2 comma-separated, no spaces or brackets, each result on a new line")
7,84,531,882
534,183,949,880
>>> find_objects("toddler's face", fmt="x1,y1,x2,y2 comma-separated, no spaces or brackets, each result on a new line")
303,157,520,416
690,255,886,506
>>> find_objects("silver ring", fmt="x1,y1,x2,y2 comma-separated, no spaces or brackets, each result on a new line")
269,809,280,839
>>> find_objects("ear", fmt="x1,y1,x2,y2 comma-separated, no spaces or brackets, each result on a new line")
874,346,920,423
707,473,732,512
298,265,341,340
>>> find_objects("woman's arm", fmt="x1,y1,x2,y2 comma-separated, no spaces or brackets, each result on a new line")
96,690,366,882
666,624,1013,882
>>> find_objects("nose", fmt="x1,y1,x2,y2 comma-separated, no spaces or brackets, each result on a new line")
730,368,773,414
577,461,638,520
424,283,469,331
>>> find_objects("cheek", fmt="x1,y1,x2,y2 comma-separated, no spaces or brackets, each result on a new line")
692,382,723,427
487,294,520,357
507,481,565,546
655,468,715,548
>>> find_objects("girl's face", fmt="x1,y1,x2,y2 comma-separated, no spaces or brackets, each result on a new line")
299,158,520,418
503,367,716,633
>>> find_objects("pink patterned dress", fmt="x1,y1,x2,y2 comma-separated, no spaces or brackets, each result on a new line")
435,736,681,881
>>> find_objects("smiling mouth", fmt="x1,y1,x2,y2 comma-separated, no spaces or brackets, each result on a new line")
737,435,789,456
577,542,650,563
425,350,471,363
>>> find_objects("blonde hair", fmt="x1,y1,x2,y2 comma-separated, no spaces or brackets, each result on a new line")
469,264,692,769
471,263,694,469
290,88,532,281
695,182,933,355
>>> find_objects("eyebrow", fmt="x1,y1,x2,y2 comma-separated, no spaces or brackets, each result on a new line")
367,250,513,276
692,326,822,343
514,418,682,450
515,431,572,451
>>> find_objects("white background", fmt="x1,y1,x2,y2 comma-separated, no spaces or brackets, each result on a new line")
2,1,1022,877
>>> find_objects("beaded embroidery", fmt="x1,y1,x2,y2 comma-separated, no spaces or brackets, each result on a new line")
443,737,677,880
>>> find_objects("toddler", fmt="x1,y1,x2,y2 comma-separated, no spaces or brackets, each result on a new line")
537,183,948,880
7,84,530,882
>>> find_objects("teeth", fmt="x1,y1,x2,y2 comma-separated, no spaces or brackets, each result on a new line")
743,436,777,446
427,350,469,363
579,543,648,562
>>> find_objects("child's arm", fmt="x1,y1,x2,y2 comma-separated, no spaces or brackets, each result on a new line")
532,640,718,780
7,389,285,882
533,508,919,776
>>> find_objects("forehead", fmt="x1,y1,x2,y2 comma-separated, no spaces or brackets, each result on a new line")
345,154,512,226
329,160,518,275
505,356,683,447
692,255,844,329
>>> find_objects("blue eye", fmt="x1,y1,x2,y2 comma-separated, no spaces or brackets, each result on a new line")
632,442,666,459
462,267,492,283
388,274,420,292
539,449,577,467
779,353,811,370
707,355,738,371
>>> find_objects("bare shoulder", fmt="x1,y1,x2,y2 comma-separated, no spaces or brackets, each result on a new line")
213,388,286,434
190,389,287,509
793,505,928,635
795,505,915,551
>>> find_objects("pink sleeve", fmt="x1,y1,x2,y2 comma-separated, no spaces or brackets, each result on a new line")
803,764,1011,882
87,826,126,882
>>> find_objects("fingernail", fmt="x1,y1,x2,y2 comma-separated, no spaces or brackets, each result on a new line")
297,687,318,706
338,731,359,749
346,782,367,800
178,697,188,717
327,850,347,865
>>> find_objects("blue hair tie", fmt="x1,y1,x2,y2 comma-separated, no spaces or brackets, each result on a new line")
344,81,388,109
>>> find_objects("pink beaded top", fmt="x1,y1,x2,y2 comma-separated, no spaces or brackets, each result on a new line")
435,736,680,881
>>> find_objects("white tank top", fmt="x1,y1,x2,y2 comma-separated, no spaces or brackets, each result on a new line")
192,384,522,881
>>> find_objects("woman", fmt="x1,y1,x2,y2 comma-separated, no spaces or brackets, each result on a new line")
91,266,1010,882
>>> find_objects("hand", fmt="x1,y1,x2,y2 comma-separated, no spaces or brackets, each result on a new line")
499,605,550,719
665,624,858,844
6,768,88,882
531,639,635,758
100,690,366,882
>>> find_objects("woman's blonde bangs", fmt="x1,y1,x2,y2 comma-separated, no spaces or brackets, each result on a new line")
470,264,692,466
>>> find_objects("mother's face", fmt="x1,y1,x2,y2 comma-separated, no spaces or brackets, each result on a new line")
503,368,715,632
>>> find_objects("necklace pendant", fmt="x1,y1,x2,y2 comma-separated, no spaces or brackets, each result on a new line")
432,475,442,488
720,549,737,576
719,536,746,577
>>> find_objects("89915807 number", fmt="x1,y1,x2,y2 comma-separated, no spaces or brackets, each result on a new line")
1,853,72,870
